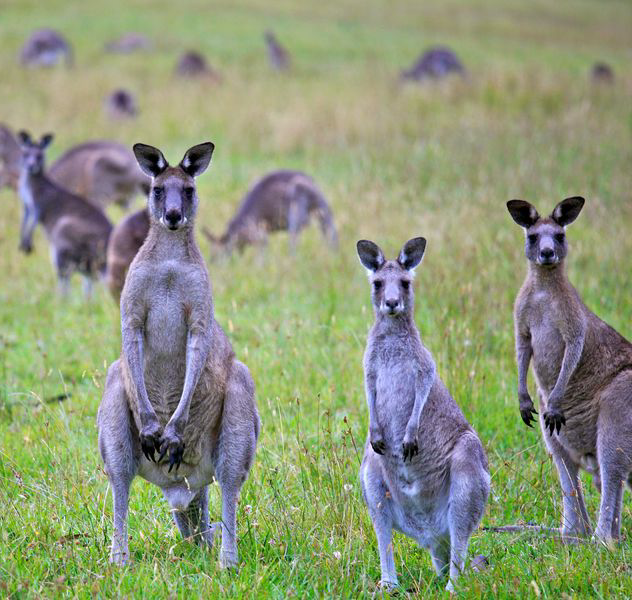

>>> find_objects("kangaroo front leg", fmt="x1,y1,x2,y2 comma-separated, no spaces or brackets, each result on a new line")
161,316,211,470
365,371,385,455
402,356,436,461
544,326,585,435
19,205,37,254
516,326,537,427
121,318,161,461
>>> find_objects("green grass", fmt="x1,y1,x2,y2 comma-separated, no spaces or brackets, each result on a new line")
1,0,631,597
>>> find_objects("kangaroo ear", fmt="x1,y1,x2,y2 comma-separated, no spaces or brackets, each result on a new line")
507,200,540,228
180,142,214,177
357,240,385,272
398,237,426,271
133,143,169,178
40,133,54,149
17,130,32,146
551,196,585,227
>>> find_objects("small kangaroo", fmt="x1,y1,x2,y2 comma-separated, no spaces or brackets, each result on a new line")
508,197,632,546
357,238,489,592
105,33,151,54
98,142,259,568
401,46,465,82
264,31,290,71
105,208,150,302
175,51,220,80
203,170,337,256
17,131,112,297
104,89,138,120
20,28,73,67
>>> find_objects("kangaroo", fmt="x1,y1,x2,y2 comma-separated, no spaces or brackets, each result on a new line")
591,62,614,84
203,170,337,257
20,28,73,67
97,142,259,568
175,51,220,80
357,238,490,592
17,131,112,297
507,197,632,546
401,46,465,82
264,31,290,71
105,208,150,302
49,140,150,209
104,89,138,119
105,33,151,53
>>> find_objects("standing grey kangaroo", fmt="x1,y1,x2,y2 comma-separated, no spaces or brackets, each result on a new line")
98,142,259,568
203,170,337,257
357,238,489,592
508,197,632,546
17,131,112,297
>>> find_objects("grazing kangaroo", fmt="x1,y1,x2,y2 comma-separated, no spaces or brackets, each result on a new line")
104,89,138,119
357,238,490,592
105,33,151,53
203,170,337,256
401,46,465,82
175,51,220,80
49,140,150,209
105,208,150,302
264,31,290,71
98,142,259,568
17,131,112,297
508,197,632,546
20,28,73,67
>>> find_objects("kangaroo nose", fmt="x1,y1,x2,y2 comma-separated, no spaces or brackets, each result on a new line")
385,298,398,310
165,210,182,228
540,247,554,259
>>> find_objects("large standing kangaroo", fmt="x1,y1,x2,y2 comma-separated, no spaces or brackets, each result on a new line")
98,142,259,567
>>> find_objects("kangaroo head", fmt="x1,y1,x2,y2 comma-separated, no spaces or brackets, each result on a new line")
17,130,54,174
507,197,585,267
133,142,214,232
357,237,426,318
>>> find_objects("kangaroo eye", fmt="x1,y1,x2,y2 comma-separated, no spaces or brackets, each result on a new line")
527,234,538,244
153,186,164,198
401,280,410,290
554,233,565,243
373,280,382,291
184,187,195,198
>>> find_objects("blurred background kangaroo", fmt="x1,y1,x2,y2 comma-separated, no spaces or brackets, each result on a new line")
98,141,259,568
20,28,73,67
357,238,490,592
264,30,290,71
508,197,632,546
0,124,149,209
203,170,337,257
17,131,112,298
104,89,139,120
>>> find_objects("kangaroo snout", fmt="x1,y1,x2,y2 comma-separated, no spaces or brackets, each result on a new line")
163,209,184,230
383,297,401,315
539,246,555,263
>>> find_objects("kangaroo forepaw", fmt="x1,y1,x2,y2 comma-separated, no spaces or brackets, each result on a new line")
140,422,163,462
402,440,418,462
158,430,185,472
543,410,566,435
518,393,538,428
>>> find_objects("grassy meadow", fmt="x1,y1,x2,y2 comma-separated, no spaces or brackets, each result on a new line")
1,0,631,596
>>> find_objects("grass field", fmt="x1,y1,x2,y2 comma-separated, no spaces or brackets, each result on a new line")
1,0,631,597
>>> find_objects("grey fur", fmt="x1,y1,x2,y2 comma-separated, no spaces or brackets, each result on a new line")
97,142,259,568
175,51,221,80
105,33,151,54
17,130,112,298
264,31,290,71
357,238,490,592
104,89,139,120
203,170,337,257
508,197,632,546
105,208,150,302
0,123,21,190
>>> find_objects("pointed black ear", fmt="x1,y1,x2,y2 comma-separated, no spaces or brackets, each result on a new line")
179,142,214,177
357,240,385,272
40,133,54,149
398,237,426,271
551,196,585,227
507,200,540,228
17,130,32,146
133,143,169,178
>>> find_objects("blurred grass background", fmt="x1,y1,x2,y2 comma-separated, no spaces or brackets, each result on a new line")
0,0,631,596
